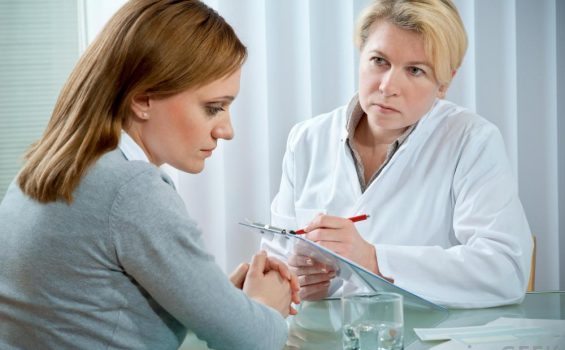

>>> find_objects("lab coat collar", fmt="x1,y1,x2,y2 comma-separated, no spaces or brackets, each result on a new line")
345,94,363,132
347,98,443,210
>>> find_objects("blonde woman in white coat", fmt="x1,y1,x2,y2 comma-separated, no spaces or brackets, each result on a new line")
267,0,532,308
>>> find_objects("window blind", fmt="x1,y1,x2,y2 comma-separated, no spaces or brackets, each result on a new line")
0,0,79,199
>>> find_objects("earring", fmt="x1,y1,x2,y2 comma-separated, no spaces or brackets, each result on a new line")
142,112,149,119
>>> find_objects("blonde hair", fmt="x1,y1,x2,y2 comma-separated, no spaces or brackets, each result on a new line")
18,0,247,203
355,0,467,86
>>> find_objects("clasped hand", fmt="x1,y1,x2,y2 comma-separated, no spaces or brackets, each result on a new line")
229,251,300,317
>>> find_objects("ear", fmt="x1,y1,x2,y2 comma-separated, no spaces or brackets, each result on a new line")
437,69,457,99
130,93,151,120
438,84,448,99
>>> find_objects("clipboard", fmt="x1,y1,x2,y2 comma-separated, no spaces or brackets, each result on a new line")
240,221,449,315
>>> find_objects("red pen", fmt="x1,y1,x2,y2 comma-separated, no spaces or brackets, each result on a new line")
292,214,370,235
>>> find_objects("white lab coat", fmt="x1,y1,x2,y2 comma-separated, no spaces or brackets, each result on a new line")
268,98,532,308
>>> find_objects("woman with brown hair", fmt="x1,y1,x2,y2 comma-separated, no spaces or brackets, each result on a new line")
0,1,298,349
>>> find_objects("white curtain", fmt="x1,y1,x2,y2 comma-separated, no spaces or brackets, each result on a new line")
85,0,564,291
0,0,79,198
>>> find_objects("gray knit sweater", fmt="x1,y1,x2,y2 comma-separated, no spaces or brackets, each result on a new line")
0,149,288,350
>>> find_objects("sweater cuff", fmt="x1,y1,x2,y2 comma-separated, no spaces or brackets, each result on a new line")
264,304,289,348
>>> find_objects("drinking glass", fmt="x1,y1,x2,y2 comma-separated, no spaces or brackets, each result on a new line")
341,292,404,350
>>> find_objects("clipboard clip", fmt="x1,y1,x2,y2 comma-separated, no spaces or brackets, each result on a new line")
239,221,296,239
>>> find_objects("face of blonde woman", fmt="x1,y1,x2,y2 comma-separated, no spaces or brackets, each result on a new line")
133,69,240,173
358,20,447,134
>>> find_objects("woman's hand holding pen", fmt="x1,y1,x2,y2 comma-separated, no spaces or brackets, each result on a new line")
231,251,300,317
303,214,383,277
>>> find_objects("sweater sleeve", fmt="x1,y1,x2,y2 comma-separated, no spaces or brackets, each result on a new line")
108,169,288,350
376,124,532,308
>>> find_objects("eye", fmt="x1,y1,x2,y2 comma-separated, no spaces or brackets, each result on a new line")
408,66,425,76
370,56,387,66
205,105,225,116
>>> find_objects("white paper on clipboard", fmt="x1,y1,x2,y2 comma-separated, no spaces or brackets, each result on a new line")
240,221,449,316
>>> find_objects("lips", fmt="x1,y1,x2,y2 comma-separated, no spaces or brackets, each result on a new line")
374,103,399,113
201,144,217,152
200,150,214,158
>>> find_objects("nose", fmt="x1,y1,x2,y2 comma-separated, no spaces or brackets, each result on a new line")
212,115,234,141
379,69,400,97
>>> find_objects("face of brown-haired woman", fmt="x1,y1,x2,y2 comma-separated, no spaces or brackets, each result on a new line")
129,69,240,173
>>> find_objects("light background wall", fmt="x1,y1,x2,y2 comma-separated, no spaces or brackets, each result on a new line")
0,0,79,199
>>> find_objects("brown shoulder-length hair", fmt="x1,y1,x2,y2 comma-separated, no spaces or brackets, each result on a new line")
18,0,247,203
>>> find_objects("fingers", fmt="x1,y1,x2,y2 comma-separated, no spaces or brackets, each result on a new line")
289,306,298,315
265,270,293,317
289,273,301,293
287,254,333,296
289,270,301,304
244,258,296,318
300,281,331,301
267,257,301,307
287,255,329,274
229,262,250,289
287,254,315,267
263,256,301,313
304,214,350,233
298,271,335,287
305,228,347,243
316,240,346,256
264,256,300,294
289,263,330,276
248,251,268,277
265,256,291,281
